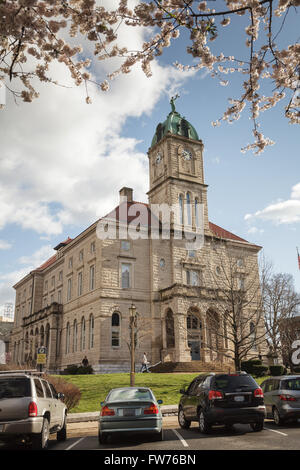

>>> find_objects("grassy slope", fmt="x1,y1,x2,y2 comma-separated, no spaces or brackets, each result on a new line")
60,373,268,414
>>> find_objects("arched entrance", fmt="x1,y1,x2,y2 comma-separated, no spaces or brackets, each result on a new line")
187,308,202,360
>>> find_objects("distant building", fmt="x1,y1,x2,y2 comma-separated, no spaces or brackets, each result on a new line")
0,320,14,364
9,102,267,373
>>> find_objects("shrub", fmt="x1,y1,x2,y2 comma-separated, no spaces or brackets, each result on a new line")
269,365,286,376
45,375,81,411
76,365,94,375
241,359,262,375
64,364,80,375
252,364,269,377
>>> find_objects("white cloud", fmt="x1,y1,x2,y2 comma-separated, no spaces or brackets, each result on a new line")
0,39,195,237
18,244,54,267
245,182,300,225
247,227,264,234
0,240,12,250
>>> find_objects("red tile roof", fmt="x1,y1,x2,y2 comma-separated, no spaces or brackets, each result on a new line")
209,222,248,243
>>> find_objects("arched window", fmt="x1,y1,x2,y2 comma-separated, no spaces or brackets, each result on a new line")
195,197,200,227
112,312,120,347
73,320,78,352
89,314,94,349
81,317,86,351
66,323,70,354
166,310,175,348
179,194,184,225
250,322,256,350
186,192,192,225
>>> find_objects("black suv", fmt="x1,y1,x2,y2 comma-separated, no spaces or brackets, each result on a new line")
178,372,266,433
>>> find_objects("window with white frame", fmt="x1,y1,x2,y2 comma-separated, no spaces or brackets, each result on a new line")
89,265,95,291
121,263,131,289
111,312,120,347
78,271,83,296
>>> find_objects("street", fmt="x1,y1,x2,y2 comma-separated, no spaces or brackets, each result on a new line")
47,419,300,451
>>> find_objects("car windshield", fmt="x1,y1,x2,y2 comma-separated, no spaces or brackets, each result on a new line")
108,388,153,402
0,377,31,399
281,379,300,391
212,375,257,391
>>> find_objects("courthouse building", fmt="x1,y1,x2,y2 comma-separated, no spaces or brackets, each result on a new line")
9,102,267,373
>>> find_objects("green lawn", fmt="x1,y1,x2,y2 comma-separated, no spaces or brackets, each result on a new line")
59,373,269,414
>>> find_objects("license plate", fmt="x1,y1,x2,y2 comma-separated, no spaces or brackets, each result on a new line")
123,409,136,417
234,396,245,402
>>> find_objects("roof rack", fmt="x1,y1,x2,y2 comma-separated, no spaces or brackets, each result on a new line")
0,369,44,376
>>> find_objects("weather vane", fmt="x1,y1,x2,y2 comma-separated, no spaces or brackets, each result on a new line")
170,93,180,112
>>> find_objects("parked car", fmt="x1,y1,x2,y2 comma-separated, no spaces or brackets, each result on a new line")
98,387,163,444
0,370,67,449
260,375,300,425
178,372,266,433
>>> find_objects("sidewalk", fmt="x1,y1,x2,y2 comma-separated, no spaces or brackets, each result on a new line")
67,404,178,423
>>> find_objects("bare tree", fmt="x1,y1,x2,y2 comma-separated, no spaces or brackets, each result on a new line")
204,240,268,370
262,271,300,364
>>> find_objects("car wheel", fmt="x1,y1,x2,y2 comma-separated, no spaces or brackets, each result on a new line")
198,409,211,434
32,417,50,450
250,420,264,432
273,407,284,426
98,432,108,445
57,415,67,441
178,408,191,429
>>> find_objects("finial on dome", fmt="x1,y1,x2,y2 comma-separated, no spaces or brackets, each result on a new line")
170,93,180,113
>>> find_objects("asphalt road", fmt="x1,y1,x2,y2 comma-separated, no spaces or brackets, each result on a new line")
46,419,300,451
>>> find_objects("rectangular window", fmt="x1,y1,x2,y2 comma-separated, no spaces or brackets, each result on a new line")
186,270,199,286
50,294,54,304
121,240,130,251
79,249,84,262
58,270,63,282
112,331,120,348
90,241,96,253
78,271,83,296
58,290,62,304
68,257,73,269
121,263,131,289
44,281,48,292
67,278,72,301
51,276,55,288
89,265,95,291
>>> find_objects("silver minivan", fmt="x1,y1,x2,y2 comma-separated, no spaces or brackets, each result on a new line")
0,370,67,449
261,376,300,425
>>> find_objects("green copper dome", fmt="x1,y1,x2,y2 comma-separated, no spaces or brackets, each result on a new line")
151,96,199,147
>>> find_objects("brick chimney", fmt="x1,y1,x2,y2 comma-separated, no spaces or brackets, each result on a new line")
119,187,133,203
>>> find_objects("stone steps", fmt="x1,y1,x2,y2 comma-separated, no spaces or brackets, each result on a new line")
150,361,234,374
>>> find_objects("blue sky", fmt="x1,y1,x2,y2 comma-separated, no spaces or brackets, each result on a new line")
0,0,299,316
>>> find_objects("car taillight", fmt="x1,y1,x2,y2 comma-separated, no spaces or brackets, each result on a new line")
279,394,296,402
101,405,115,416
28,401,38,417
254,388,264,398
144,403,159,415
208,390,223,400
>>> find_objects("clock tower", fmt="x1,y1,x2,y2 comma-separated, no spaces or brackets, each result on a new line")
147,98,209,233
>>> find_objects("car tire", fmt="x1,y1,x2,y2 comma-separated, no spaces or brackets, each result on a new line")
178,408,191,429
32,417,50,450
57,415,67,441
198,409,211,434
250,420,264,432
273,407,284,426
98,432,108,445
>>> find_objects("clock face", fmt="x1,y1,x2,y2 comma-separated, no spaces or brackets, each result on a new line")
182,148,192,160
156,152,162,164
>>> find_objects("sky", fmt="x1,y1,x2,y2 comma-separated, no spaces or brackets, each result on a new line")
0,0,299,317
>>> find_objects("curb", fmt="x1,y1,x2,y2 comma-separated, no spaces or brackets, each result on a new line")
67,405,178,423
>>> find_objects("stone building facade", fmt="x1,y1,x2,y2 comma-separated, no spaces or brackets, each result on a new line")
9,103,268,373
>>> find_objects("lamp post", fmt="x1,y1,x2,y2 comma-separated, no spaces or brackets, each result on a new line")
129,303,137,387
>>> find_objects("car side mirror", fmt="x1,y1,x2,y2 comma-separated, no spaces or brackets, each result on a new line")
180,388,186,395
100,401,105,407
157,400,163,405
57,392,65,400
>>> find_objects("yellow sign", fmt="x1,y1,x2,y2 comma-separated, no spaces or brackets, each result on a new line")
37,354,46,364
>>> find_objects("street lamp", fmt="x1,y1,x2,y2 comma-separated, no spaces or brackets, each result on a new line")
129,303,137,387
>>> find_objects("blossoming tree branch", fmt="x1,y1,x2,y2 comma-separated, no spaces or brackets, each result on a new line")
0,0,299,154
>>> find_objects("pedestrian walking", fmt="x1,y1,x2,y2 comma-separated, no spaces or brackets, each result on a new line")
140,352,151,373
